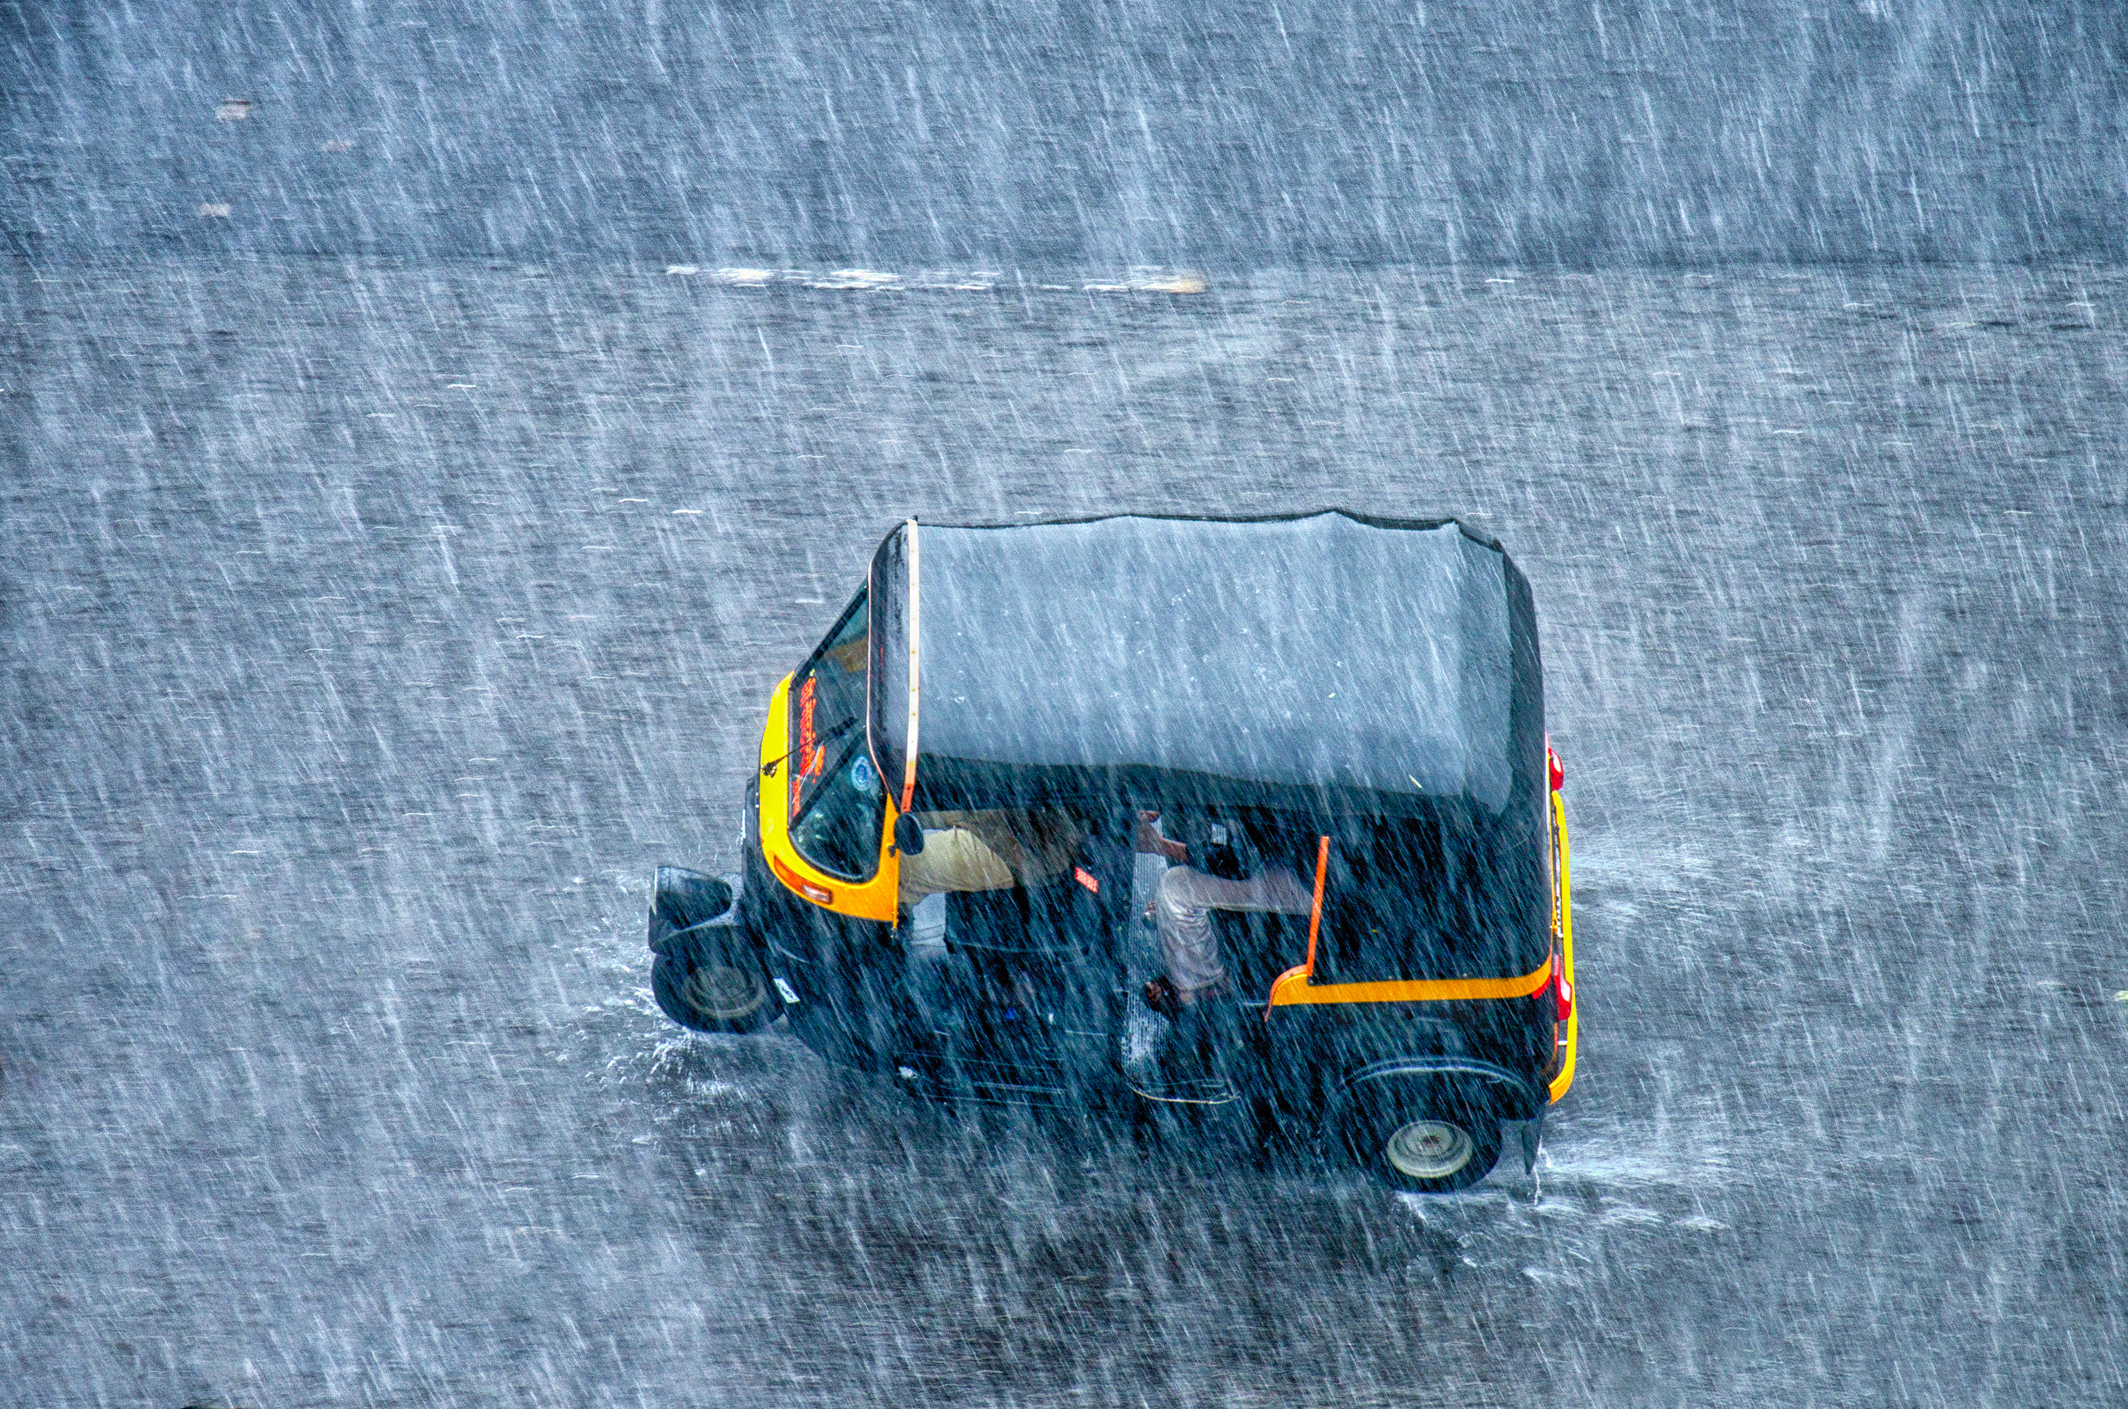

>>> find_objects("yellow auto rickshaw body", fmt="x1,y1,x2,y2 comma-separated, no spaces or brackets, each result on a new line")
754,671,902,923
704,510,1581,1193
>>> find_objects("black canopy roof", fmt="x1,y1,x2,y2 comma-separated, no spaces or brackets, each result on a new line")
867,511,1544,819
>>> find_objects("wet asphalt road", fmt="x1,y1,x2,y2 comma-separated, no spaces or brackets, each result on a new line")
3,261,2125,1406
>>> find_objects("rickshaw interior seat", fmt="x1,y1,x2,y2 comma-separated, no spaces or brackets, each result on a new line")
942,827,1128,957
949,872,1115,962
945,884,1054,953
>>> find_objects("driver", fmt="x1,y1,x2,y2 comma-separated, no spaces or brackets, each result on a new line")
896,808,1082,910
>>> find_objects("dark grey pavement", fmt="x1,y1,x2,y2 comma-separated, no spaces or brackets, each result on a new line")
3,262,2125,1406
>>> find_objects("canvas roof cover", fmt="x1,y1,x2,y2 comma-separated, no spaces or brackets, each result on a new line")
868,512,1544,816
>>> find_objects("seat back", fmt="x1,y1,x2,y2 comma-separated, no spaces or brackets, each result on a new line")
943,833,1131,957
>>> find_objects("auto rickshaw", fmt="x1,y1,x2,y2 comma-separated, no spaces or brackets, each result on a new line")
649,511,1576,1192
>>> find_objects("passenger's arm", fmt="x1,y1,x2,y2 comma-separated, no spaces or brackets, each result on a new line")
1133,810,1190,863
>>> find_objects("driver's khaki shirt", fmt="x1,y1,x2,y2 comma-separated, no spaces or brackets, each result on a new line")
898,809,1082,908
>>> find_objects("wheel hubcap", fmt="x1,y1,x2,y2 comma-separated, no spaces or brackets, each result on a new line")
685,963,766,1020
1385,1119,1475,1179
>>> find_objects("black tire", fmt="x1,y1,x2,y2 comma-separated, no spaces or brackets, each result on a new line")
1328,1085,1503,1194
652,946,777,1035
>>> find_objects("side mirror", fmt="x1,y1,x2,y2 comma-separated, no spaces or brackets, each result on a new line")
893,813,925,856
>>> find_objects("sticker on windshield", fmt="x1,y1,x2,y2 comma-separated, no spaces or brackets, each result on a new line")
850,753,879,797
797,676,820,773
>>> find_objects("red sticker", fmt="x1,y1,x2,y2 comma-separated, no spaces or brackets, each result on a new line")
798,677,819,760
792,676,820,812
1073,866,1100,894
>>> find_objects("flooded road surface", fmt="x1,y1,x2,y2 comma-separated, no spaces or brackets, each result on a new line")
3,263,2124,1406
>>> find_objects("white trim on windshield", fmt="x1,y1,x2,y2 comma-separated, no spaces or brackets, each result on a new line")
900,517,921,814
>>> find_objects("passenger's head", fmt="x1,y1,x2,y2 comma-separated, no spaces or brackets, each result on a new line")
1185,811,1319,880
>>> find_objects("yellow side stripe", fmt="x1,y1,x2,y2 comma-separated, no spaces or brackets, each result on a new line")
1266,958,1554,1008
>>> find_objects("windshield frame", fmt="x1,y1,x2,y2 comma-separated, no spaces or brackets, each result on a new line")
785,587,885,881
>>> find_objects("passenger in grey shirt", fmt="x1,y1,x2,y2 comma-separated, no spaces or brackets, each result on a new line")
1136,813,1312,1015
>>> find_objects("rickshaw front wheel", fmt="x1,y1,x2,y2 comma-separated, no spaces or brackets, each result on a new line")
652,951,777,1035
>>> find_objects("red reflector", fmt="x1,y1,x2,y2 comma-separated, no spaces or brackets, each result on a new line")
771,854,833,906
1547,737,1565,793
1073,865,1100,894
1548,951,1573,1021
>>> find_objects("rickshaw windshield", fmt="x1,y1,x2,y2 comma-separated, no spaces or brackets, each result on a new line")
788,590,883,878
790,731,885,878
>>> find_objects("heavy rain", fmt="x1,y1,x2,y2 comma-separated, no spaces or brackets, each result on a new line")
4,4,2124,1406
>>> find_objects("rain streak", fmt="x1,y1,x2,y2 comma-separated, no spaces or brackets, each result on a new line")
3,4,2125,1407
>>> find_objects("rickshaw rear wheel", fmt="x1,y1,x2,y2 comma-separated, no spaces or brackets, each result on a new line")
652,949,777,1035
1332,1097,1502,1194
